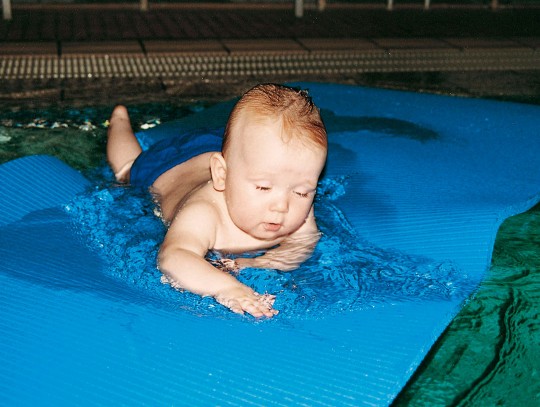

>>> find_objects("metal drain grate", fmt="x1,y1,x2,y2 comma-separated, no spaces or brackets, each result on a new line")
1,49,539,80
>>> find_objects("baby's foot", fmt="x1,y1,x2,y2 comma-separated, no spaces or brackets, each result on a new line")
106,105,140,183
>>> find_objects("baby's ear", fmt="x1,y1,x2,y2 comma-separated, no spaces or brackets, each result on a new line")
210,152,227,191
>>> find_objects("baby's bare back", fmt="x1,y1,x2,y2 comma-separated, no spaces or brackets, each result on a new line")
150,152,215,223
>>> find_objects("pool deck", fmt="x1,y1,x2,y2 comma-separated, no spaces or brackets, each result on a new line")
1,3,540,104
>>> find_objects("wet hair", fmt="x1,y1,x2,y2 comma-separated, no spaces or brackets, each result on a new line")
222,83,327,157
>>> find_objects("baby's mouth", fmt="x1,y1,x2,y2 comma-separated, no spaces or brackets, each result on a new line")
263,222,281,232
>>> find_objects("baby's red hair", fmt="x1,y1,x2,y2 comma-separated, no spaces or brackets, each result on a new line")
222,84,327,157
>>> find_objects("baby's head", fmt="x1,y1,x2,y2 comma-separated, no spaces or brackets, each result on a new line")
212,84,327,240
222,83,327,158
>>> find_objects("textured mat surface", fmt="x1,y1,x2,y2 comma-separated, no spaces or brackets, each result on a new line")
1,83,539,406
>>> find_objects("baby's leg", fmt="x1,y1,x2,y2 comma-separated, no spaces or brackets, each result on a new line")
106,105,142,183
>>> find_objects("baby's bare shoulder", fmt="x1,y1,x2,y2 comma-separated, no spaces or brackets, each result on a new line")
170,185,226,232
163,192,223,253
174,190,221,226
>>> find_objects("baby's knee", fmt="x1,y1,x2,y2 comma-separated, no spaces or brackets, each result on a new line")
114,159,135,183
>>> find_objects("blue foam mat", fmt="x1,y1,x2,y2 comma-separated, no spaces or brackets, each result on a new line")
1,83,539,406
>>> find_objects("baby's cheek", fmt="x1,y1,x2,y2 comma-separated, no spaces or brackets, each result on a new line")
291,204,311,225
227,193,251,212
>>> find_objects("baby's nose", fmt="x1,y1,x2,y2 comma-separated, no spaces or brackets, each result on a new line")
270,194,289,213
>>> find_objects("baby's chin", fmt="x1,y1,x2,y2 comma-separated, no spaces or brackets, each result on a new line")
234,220,302,243
246,224,291,242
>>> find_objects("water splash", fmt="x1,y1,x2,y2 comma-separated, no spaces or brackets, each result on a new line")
65,176,473,320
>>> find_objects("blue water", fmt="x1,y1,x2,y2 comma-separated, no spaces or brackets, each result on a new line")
63,170,472,321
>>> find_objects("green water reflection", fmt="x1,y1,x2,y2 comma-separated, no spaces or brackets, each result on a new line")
394,203,540,406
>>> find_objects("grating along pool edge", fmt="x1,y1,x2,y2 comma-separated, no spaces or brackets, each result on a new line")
1,49,539,80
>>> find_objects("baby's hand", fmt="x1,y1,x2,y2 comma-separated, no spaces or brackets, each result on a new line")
214,286,278,318
209,258,240,274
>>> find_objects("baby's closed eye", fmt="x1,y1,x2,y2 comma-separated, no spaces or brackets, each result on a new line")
294,191,310,198
255,185,312,198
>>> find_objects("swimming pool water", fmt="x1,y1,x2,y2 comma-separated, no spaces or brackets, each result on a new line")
1,103,538,405
395,203,540,406
63,174,472,321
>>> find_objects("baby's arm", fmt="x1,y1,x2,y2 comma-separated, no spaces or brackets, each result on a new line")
158,202,278,318
236,207,321,272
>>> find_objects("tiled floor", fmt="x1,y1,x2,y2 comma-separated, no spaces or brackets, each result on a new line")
1,5,539,52
1,4,539,104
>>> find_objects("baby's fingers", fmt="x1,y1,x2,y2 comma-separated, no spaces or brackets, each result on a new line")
217,258,240,274
257,293,276,309
215,297,245,316
215,290,278,318
228,302,247,316
241,297,278,318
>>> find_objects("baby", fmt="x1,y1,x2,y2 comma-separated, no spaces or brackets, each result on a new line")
107,84,328,318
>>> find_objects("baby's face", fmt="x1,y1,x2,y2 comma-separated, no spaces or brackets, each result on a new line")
223,116,326,241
